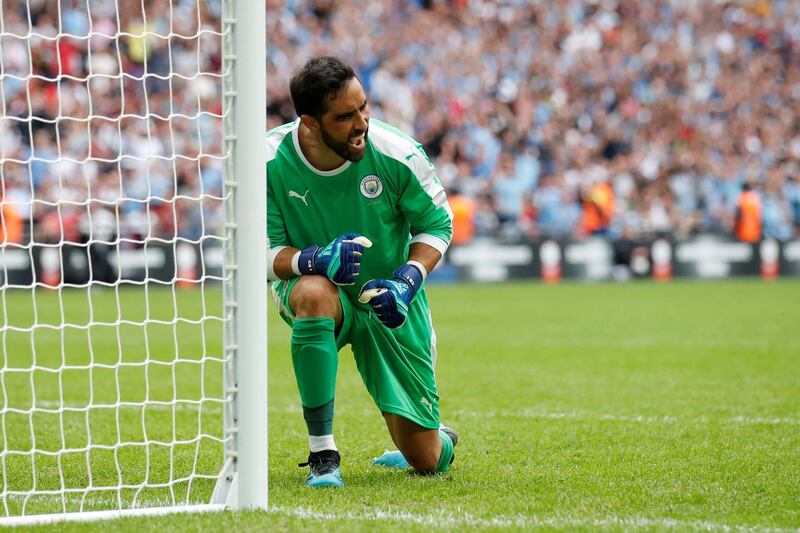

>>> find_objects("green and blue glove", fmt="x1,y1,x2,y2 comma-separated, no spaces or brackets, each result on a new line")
298,233,372,285
358,263,424,329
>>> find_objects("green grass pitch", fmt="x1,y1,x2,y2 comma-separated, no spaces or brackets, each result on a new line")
2,279,799,531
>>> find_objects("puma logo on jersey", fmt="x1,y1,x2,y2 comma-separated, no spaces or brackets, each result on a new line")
288,189,310,206
420,396,433,412
405,152,417,161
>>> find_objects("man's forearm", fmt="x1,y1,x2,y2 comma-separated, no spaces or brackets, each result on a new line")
407,242,442,277
271,246,301,280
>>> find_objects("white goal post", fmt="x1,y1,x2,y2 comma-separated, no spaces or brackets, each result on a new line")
216,0,268,514
0,0,266,525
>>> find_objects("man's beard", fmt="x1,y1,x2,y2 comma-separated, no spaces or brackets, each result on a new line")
320,126,368,162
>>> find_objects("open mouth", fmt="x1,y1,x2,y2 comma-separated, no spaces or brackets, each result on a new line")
348,133,365,149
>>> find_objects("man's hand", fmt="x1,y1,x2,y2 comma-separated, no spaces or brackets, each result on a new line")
358,263,424,328
298,233,372,285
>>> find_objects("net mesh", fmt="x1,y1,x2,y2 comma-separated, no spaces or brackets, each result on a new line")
0,0,229,516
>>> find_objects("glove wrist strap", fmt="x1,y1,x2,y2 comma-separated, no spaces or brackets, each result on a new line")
291,251,302,276
392,262,424,301
405,260,428,282
297,246,320,275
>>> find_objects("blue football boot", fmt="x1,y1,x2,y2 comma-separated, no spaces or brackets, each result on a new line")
299,450,344,488
372,450,410,469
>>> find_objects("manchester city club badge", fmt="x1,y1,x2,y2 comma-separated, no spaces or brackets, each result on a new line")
359,175,383,199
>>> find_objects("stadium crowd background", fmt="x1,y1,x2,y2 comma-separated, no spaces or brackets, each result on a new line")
2,0,800,248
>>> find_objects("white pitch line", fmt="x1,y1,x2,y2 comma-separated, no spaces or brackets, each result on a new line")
498,337,800,350
451,409,800,427
31,401,224,413
272,404,800,426
725,415,800,426
268,505,796,532
24,402,800,427
2,503,793,531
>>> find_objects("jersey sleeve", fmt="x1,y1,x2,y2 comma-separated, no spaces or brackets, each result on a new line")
397,146,453,255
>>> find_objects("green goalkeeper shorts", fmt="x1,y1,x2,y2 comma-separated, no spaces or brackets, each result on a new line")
271,277,441,429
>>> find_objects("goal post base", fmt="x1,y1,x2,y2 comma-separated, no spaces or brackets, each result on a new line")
0,504,228,528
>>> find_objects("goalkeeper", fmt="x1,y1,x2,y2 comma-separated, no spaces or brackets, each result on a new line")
266,56,458,488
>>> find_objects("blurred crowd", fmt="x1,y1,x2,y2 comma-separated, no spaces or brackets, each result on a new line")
0,0,224,247
268,0,800,243
2,0,800,249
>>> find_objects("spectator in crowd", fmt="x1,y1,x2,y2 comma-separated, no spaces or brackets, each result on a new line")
79,203,117,282
734,182,763,243
761,170,793,240
492,152,531,226
579,178,616,237
786,174,800,229
447,186,477,246
518,194,538,241
0,188,23,245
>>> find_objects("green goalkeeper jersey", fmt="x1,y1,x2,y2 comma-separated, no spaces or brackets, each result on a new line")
266,118,453,302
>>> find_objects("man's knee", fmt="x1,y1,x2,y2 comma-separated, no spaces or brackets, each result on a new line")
290,276,341,319
402,445,441,474
384,414,443,473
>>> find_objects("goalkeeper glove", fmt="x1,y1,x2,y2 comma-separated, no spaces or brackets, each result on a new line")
297,233,372,285
358,263,424,329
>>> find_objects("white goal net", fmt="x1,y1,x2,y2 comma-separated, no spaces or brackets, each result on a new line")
0,0,266,524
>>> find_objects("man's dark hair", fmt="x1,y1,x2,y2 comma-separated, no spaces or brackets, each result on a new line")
289,56,357,119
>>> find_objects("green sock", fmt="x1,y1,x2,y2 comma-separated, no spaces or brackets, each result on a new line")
303,401,334,437
435,429,454,473
291,317,337,436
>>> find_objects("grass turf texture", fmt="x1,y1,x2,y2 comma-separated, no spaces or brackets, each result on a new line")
2,279,799,531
